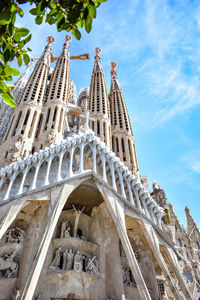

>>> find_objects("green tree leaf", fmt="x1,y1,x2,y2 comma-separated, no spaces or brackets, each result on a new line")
15,27,30,37
0,12,11,25
11,68,20,76
23,54,30,65
35,16,44,24
1,92,16,107
88,4,96,18
29,8,37,15
17,55,22,67
72,28,81,40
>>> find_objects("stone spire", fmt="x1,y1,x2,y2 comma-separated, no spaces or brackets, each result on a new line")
0,37,55,167
46,35,71,104
36,35,72,148
88,47,111,147
20,36,55,105
109,62,139,174
0,65,31,145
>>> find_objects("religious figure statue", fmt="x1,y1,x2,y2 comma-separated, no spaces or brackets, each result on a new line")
73,250,83,272
6,227,25,243
10,287,20,300
35,293,41,300
62,250,68,270
86,255,101,277
50,247,62,269
60,220,70,238
64,226,71,238
122,267,136,287
66,249,74,270
0,252,18,278
72,205,85,237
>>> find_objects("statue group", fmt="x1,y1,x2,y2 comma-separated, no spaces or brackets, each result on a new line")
0,252,18,278
59,206,86,240
122,267,137,287
6,226,25,244
49,247,101,278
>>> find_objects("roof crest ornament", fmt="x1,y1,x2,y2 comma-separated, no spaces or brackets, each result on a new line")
94,47,101,61
110,61,117,79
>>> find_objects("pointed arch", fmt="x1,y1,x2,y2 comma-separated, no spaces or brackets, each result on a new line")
49,156,59,184
72,147,80,175
105,161,112,187
10,172,23,198
23,166,36,193
61,151,70,179
36,160,48,188
83,144,93,171
96,151,103,177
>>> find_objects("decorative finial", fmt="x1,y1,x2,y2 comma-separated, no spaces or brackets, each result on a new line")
94,47,101,61
63,35,72,49
110,61,117,78
45,36,55,52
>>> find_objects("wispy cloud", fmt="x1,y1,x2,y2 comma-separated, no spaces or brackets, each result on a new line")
181,150,200,174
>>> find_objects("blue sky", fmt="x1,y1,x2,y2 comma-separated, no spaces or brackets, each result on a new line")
13,0,200,227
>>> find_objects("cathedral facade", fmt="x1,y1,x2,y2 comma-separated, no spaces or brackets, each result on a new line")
0,35,199,300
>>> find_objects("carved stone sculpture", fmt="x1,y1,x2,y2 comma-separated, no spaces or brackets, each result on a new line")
0,252,18,278
10,287,20,300
60,220,71,238
62,250,68,270
64,225,71,238
86,255,101,277
73,250,83,272
6,227,25,243
66,249,74,270
122,267,136,287
72,205,85,237
50,246,61,269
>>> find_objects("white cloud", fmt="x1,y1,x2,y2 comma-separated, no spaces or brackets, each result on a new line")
181,151,200,174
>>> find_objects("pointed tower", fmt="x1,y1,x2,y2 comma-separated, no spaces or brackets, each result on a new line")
88,48,111,147
34,35,72,149
0,65,31,145
0,36,55,167
109,62,139,174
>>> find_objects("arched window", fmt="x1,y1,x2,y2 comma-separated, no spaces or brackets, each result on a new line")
178,239,182,247
196,241,200,249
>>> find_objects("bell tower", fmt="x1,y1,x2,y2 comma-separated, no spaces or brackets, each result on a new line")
33,35,72,149
88,48,111,148
0,36,55,168
109,62,139,174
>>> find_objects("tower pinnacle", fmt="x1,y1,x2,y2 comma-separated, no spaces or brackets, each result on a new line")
110,61,117,78
88,47,111,147
94,47,101,61
39,36,55,64
63,35,72,49
109,62,139,174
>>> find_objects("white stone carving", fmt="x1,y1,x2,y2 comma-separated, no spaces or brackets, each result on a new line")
0,131,165,228
6,227,25,243
0,252,18,278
